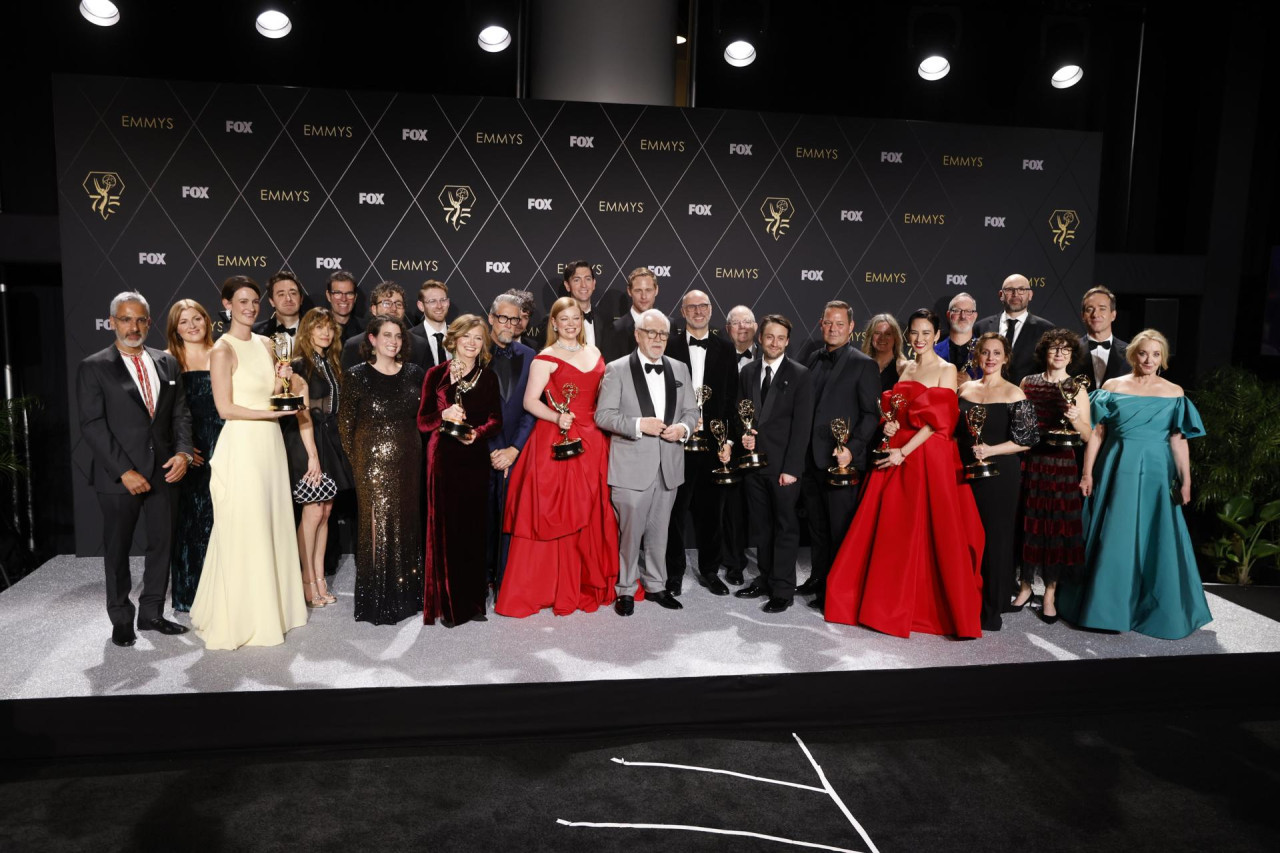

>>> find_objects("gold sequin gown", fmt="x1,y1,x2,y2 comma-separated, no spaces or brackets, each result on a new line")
191,334,308,649
339,361,426,625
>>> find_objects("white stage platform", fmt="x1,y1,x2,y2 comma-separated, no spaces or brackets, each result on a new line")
3,555,1278,702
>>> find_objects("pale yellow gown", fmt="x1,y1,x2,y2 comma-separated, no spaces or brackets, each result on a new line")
191,333,307,649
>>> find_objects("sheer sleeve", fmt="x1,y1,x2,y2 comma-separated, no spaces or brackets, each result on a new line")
1008,399,1040,447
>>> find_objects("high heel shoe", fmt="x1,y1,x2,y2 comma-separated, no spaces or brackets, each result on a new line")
316,577,337,605
305,581,327,608
1010,590,1032,612
1037,604,1059,625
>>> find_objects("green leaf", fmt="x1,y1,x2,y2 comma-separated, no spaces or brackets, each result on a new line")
1217,516,1249,538
1260,500,1280,523
1223,495,1254,522
1251,542,1280,558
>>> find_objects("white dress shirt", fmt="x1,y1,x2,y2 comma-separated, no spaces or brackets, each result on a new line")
582,305,597,347
118,347,161,417
423,319,451,363
760,353,783,389
1087,334,1113,387
634,356,688,441
685,331,708,388
735,346,755,373
999,312,1027,348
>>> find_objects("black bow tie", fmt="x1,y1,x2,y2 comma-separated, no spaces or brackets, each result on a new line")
819,349,839,363
582,311,594,323
493,346,514,359
644,363,664,375
1088,339,1111,351
738,349,753,361
688,337,708,349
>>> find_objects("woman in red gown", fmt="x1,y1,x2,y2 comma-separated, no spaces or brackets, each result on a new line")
495,296,621,617
824,308,985,638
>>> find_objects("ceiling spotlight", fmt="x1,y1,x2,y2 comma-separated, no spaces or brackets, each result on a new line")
255,10,292,39
917,55,950,81
79,0,119,26
724,40,756,67
676,35,687,45
478,25,512,52
1051,64,1084,89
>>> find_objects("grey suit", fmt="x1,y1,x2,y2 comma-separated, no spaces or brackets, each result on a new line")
596,352,698,596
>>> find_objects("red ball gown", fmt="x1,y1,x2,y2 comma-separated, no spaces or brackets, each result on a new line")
824,381,985,638
495,354,621,617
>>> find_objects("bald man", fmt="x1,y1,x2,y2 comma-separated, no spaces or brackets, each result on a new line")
973,274,1057,383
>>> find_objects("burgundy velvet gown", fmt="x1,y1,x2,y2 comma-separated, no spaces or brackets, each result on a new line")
418,363,502,626
824,382,986,638
495,354,621,617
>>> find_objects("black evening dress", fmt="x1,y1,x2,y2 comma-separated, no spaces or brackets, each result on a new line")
418,364,502,626
956,398,1040,630
282,354,355,499
1019,374,1086,587
170,370,224,612
338,362,426,625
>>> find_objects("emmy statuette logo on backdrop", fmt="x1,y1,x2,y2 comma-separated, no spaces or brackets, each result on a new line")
84,171,125,220
1049,209,1079,251
440,185,476,231
761,197,793,241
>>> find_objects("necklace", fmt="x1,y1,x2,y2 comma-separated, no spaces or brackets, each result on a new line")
554,341,583,352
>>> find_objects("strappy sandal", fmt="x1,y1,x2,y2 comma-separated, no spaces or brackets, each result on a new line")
305,581,327,608
316,577,337,605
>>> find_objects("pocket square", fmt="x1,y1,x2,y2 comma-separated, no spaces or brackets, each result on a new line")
168,380,176,385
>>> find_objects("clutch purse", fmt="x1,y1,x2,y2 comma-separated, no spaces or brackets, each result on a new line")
293,472,338,504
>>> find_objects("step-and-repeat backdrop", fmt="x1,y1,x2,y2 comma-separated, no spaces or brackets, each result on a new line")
54,73,1100,553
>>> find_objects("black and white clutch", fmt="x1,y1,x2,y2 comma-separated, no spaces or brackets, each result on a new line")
293,473,338,504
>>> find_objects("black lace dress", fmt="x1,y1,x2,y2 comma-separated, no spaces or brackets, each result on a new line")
956,398,1039,630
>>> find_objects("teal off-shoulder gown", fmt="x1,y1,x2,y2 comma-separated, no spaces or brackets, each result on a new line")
1057,390,1212,639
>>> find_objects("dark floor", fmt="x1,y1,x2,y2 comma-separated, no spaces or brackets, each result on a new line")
3,707,1277,852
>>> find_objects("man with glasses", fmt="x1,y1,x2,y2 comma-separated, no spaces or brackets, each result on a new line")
596,309,698,616
503,288,544,350
341,281,411,369
485,293,537,594
325,271,362,342
411,280,452,368
253,271,305,338
721,305,759,585
78,291,193,647
726,305,759,370
663,290,738,597
974,274,1056,383
935,292,982,379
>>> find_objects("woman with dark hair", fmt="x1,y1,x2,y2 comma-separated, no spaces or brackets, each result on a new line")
418,314,502,627
825,308,985,637
496,295,621,617
164,298,223,612
191,277,309,649
863,313,908,393
338,315,425,625
1060,329,1212,638
283,307,354,608
1017,327,1092,623
956,333,1039,631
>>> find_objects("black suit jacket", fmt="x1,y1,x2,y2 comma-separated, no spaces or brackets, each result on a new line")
77,345,193,494
408,323,447,370
251,315,298,338
664,329,738,427
805,345,881,472
973,312,1056,383
735,357,814,480
604,311,638,363
1070,334,1131,385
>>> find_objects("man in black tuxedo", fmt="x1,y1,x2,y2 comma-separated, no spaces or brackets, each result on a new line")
77,292,194,647
605,267,660,363
560,260,619,357
663,290,739,597
796,301,881,610
325,271,363,343
409,279,452,369
503,288,543,351
719,314,814,613
973,274,1056,383
1070,285,1131,388
252,271,304,338
342,281,415,369
721,305,759,584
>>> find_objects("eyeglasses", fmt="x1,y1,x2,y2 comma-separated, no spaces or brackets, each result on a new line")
684,304,712,313
378,300,405,310
422,297,450,307
327,289,356,300
1047,345,1074,354
639,329,670,341
491,314,521,326
113,315,149,326
727,320,755,328
948,308,978,316
1002,287,1032,295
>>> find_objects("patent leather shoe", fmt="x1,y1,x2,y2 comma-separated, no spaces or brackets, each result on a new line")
734,584,767,599
724,568,745,586
111,624,137,647
795,577,822,596
698,572,730,596
665,580,683,596
648,590,684,610
138,617,188,635
614,595,635,616
762,597,793,613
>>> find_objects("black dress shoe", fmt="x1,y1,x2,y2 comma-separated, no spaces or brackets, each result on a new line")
725,569,745,586
1037,608,1060,625
111,624,137,647
795,578,822,596
138,617,188,635
734,584,767,599
698,572,730,596
665,581,683,596
808,596,825,611
614,595,634,616
648,590,684,610
762,597,793,613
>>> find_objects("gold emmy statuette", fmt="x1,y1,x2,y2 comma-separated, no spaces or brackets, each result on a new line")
870,393,906,464
439,360,479,442
685,386,713,453
1044,374,1091,448
709,419,741,485
547,383,584,460
735,399,768,470
826,417,858,487
963,404,999,480
268,333,305,412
